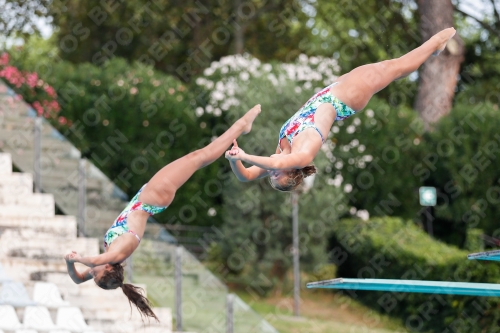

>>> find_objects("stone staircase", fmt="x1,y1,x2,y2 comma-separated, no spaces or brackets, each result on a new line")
0,152,173,332
0,79,279,333
0,85,129,238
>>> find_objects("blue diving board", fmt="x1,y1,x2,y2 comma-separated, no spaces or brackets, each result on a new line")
306,278,500,297
468,249,500,262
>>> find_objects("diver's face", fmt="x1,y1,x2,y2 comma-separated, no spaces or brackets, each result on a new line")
269,170,292,189
90,264,112,283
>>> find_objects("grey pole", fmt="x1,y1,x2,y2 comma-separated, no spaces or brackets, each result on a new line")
226,293,234,333
126,255,133,283
33,117,42,193
426,206,433,237
175,246,183,331
292,191,300,317
78,159,86,237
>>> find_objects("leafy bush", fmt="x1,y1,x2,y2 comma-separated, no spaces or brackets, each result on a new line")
327,97,426,221
425,102,500,241
329,216,500,333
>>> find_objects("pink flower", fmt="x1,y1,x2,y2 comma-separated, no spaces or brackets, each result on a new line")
26,72,38,88
58,116,67,125
0,53,9,66
44,85,56,98
15,94,23,101
0,66,24,88
32,101,43,116
49,100,60,112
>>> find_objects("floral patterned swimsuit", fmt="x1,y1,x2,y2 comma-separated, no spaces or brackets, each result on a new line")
103,184,167,250
278,82,356,150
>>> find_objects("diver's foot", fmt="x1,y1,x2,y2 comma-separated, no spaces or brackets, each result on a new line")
241,104,261,134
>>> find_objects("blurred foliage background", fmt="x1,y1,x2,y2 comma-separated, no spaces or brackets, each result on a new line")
3,0,500,331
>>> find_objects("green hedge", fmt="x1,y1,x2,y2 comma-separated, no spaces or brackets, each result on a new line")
328,217,500,333
426,102,500,240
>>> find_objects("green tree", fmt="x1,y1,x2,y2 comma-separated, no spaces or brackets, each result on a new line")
49,0,312,80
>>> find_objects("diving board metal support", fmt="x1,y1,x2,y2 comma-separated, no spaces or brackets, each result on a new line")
306,278,500,297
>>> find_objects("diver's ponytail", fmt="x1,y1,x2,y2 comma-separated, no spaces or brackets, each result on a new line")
121,283,159,322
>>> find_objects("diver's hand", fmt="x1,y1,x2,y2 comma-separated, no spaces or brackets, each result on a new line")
64,251,81,264
225,139,246,161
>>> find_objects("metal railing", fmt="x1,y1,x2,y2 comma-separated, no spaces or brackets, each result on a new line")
0,79,278,333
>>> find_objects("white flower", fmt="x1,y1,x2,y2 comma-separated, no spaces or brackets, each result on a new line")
357,210,370,221
195,107,204,117
239,72,250,81
346,125,355,134
366,109,374,118
214,108,222,116
358,145,366,153
212,91,224,101
204,68,215,76
353,118,361,125
309,56,319,65
344,184,352,193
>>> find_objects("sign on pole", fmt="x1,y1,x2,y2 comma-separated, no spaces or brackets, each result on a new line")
419,187,437,206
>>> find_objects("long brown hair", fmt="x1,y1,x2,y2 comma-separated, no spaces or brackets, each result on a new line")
269,165,317,192
96,263,159,322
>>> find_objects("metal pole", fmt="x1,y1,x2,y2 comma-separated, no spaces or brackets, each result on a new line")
292,192,300,317
175,246,183,331
126,255,133,283
426,206,433,237
33,117,42,193
226,293,234,333
78,159,86,237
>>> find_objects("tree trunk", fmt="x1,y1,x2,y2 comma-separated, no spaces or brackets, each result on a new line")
233,0,245,54
415,0,465,129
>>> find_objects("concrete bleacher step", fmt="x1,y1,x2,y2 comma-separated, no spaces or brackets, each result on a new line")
0,173,33,196
37,273,173,332
0,116,55,135
0,257,71,282
0,192,54,206
0,203,55,218
13,154,80,172
0,230,99,260
88,307,172,333
0,216,77,238
0,131,73,151
0,153,12,174
0,204,54,218
0,95,32,114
